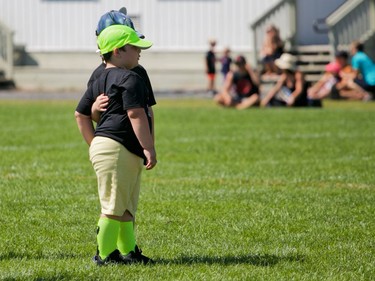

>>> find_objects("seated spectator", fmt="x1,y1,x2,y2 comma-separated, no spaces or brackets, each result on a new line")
307,51,370,106
261,53,308,107
350,40,375,99
214,55,260,109
260,24,284,75
334,50,371,101
308,61,340,100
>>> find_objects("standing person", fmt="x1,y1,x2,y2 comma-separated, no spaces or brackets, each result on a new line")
350,40,375,98
214,55,260,109
75,25,156,265
205,39,217,95
88,9,156,141
261,53,308,107
220,47,232,81
88,9,147,87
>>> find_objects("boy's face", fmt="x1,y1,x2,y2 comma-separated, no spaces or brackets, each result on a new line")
335,56,347,67
119,45,141,69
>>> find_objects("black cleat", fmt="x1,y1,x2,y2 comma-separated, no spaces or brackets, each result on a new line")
121,245,155,265
93,249,124,266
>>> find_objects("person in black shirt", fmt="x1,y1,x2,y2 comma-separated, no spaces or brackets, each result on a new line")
205,39,217,95
214,55,260,109
75,25,156,265
88,9,156,140
261,53,308,107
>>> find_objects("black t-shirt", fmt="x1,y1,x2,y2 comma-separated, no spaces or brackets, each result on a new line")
76,67,152,161
206,50,216,74
87,63,156,107
232,71,258,97
87,63,106,88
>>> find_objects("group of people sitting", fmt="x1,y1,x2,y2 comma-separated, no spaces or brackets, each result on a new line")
214,35,375,109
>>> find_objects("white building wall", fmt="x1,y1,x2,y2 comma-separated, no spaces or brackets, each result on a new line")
0,0,279,52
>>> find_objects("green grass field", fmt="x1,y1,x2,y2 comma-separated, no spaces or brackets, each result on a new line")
0,98,374,281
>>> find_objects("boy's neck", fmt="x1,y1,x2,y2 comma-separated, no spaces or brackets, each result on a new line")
105,62,122,69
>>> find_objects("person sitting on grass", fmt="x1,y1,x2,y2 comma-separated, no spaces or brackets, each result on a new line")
75,25,156,266
261,53,308,107
349,40,375,100
307,60,341,106
331,50,371,101
308,50,372,105
214,55,260,109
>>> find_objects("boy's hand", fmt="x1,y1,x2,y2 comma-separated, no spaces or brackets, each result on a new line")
143,147,157,170
93,93,109,112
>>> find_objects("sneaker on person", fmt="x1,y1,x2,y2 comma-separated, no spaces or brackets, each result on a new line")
121,245,155,265
93,249,124,266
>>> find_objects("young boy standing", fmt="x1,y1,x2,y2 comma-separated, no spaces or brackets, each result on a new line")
88,9,156,146
75,25,156,265
205,39,217,95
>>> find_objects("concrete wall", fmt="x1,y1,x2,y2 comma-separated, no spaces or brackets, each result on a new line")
12,50,253,92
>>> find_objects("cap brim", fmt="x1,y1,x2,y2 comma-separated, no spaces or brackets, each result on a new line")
130,38,153,49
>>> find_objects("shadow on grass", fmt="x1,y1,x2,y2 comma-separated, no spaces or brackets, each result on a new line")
0,251,306,267
0,251,83,261
156,253,306,266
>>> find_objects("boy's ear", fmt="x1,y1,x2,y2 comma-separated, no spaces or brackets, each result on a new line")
113,48,120,56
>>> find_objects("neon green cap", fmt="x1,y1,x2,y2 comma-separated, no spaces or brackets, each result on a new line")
97,25,153,55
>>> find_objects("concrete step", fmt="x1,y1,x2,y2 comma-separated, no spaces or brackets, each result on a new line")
305,74,323,83
297,54,332,63
291,44,331,54
298,64,326,73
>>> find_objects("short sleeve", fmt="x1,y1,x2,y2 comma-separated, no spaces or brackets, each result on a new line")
131,65,157,107
121,74,147,111
76,86,95,116
87,63,106,88
351,55,360,71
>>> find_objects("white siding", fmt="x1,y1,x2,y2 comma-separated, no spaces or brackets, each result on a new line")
0,0,279,52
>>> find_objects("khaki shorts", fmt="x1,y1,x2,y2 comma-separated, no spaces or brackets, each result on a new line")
89,136,143,216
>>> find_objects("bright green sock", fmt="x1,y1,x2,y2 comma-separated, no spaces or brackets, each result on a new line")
117,221,136,255
97,218,120,259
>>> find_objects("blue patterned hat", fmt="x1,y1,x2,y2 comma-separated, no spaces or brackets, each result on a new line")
96,10,144,39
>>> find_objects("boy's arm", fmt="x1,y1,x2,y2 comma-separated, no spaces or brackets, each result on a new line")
127,108,157,170
148,106,155,142
91,93,109,123
75,111,95,146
